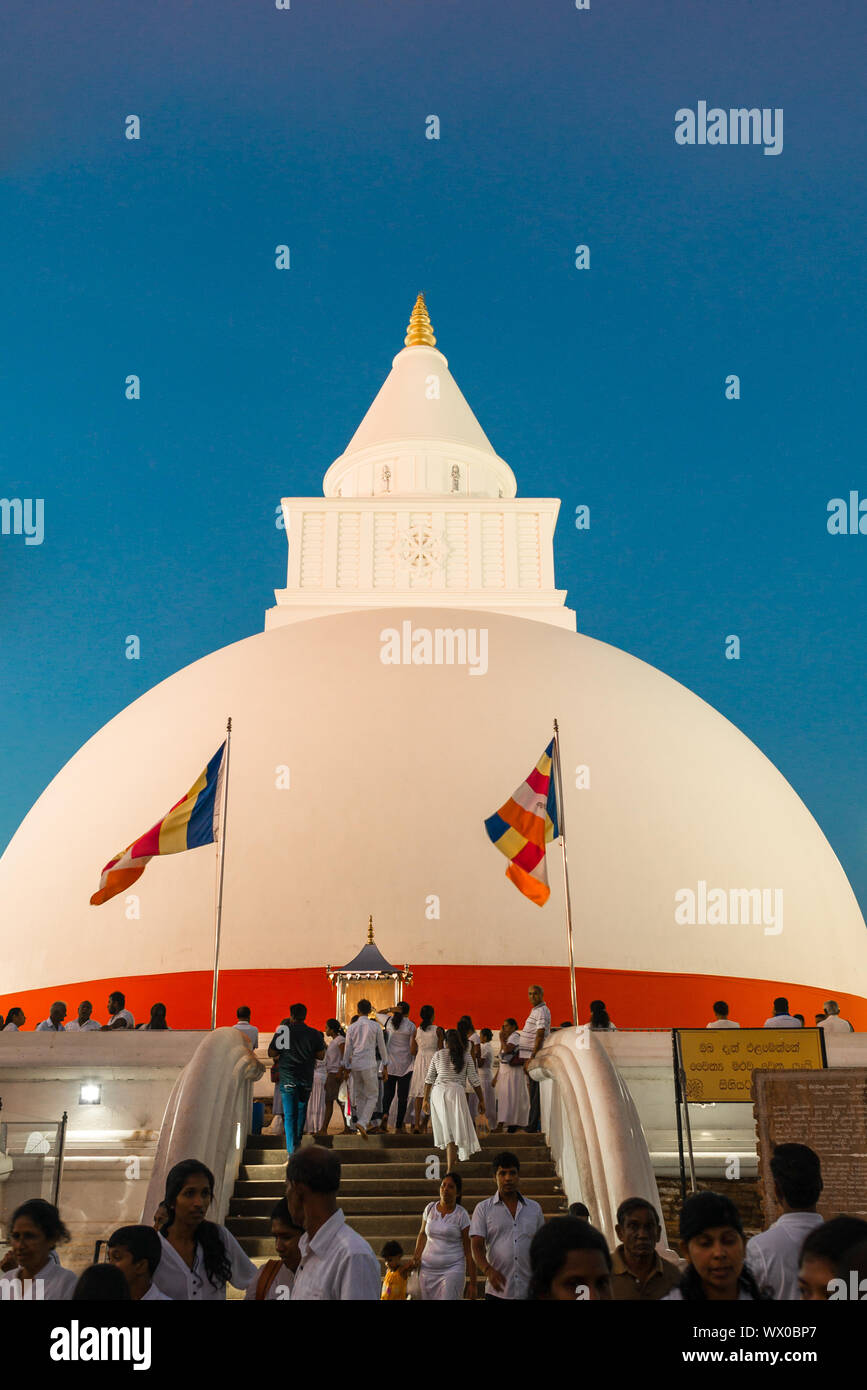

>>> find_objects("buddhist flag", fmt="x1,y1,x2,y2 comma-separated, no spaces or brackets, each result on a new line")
484,739,560,906
90,743,226,906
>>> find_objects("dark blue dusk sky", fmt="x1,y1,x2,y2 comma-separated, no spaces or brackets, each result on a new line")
1,1,865,918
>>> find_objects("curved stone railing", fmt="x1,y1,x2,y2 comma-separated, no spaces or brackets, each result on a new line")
529,1027,667,1250
142,1028,264,1225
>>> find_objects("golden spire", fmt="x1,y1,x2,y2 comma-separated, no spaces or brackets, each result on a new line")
404,293,436,347
367,914,374,943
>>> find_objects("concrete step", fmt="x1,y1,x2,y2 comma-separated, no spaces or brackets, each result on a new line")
228,1193,567,1227
232,1176,560,1200
246,1131,548,1151
243,1143,547,1165
239,1160,557,1182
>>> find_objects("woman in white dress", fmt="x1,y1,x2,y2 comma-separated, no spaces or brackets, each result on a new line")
422,1029,485,1169
458,1015,482,1121
304,1055,327,1135
404,1171,475,1300
493,1017,529,1131
320,1020,348,1135
2,1199,78,1300
478,1028,497,1130
151,1159,256,1301
408,1005,444,1134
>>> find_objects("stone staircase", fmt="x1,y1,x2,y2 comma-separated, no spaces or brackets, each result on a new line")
227,1131,566,1263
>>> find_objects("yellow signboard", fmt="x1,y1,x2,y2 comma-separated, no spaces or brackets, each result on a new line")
676,1028,826,1103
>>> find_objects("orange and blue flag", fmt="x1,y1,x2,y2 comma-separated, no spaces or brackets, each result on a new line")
90,743,226,906
484,740,559,905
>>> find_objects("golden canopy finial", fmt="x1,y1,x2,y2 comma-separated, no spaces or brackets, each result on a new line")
367,914,374,943
404,293,436,347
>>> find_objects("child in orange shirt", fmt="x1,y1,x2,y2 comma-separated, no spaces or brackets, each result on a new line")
380,1240,408,1300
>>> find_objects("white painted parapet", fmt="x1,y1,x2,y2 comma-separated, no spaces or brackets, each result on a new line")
530,1027,666,1249
142,1028,264,1226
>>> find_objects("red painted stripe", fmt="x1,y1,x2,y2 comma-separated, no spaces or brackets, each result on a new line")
3,967,865,1032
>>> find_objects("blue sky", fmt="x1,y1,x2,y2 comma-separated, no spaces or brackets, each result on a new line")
1,0,865,918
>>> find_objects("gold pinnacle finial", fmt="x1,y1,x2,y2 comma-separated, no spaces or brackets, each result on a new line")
367,914,374,943
404,293,436,348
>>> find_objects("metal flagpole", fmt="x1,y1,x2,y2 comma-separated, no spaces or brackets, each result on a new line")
210,716,232,1031
552,718,579,1026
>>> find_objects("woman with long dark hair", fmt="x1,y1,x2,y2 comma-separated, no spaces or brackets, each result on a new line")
151,1159,257,1300
663,1192,770,1301
408,1005,444,1134
588,1000,616,1031
422,1028,485,1170
457,1015,482,1122
2,1199,77,1299
404,1171,475,1300
492,1017,528,1132
319,1018,348,1136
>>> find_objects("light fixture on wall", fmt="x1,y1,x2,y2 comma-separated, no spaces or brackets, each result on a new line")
79,1082,101,1105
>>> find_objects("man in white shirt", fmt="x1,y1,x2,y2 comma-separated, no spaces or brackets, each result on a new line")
342,999,388,1137
763,996,802,1028
706,1000,740,1029
745,1143,824,1299
818,1000,854,1034
470,1150,545,1299
102,990,135,1030
520,984,551,1133
233,1005,259,1049
3,1007,26,1031
65,1000,102,1031
380,1002,416,1133
287,1146,380,1300
35,1002,67,1032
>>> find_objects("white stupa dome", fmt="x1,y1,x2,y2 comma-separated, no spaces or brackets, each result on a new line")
2,297,865,1029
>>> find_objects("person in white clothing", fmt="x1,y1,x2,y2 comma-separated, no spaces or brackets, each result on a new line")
404,1171,475,1299
818,1000,854,1034
233,1005,259,1049
493,1018,528,1132
342,999,388,1137
320,1020,348,1135
305,1054,328,1135
2,1006,25,1031
0,1199,78,1300
763,996,802,1028
478,1028,497,1130
108,1224,173,1300
423,1029,485,1169
65,1000,102,1031
151,1159,256,1300
408,1005,444,1133
244,1198,304,1300
35,1001,66,1031
470,1151,545,1299
458,1016,482,1121
520,986,551,1133
287,1145,380,1300
706,1000,740,1029
103,990,135,1030
380,1002,416,1133
745,1144,824,1299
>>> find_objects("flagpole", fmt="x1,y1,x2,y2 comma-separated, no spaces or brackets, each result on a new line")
210,716,232,1031
552,718,579,1026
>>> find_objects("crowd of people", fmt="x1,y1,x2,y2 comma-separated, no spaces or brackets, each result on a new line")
0,992,166,1032
0,984,861,1302
1,1141,864,1303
